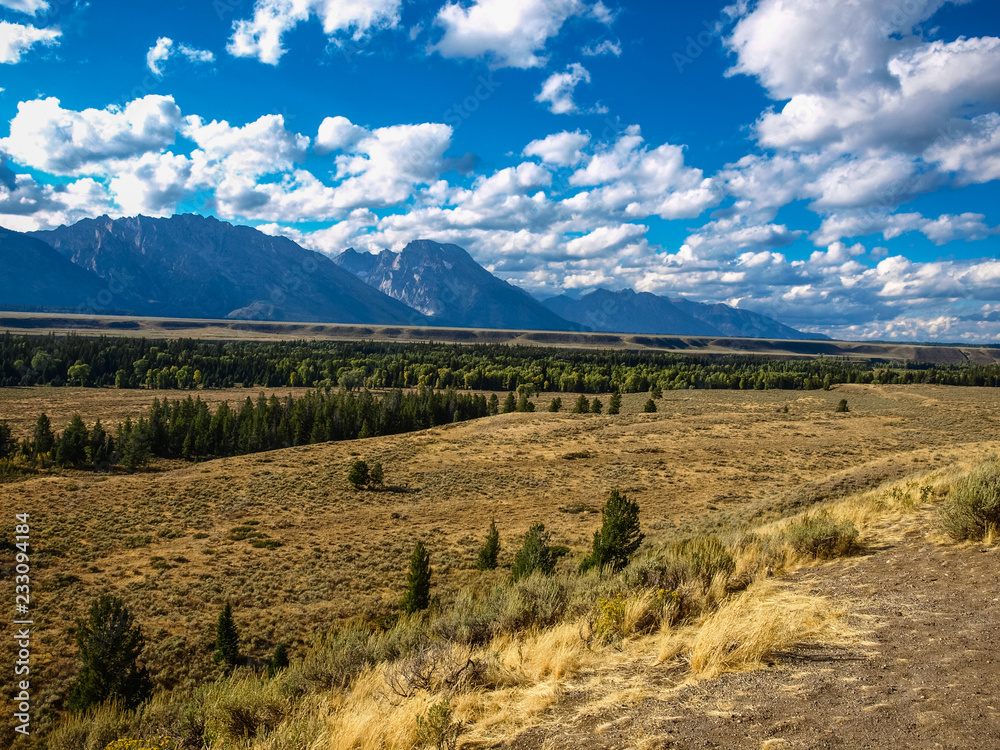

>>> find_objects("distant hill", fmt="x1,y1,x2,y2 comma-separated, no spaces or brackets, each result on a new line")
335,241,580,331
542,288,826,340
25,215,425,324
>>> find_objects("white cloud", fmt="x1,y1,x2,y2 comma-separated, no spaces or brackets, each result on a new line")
0,172,112,232
228,0,401,65
183,113,309,180
536,62,600,115
582,39,621,56
1,96,182,175
0,0,49,15
523,130,590,167
328,119,454,209
315,115,368,153
146,37,215,77
431,0,586,69
0,21,59,64
813,210,998,246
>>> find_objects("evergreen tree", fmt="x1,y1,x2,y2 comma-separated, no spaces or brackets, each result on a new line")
590,397,603,414
487,393,500,415
0,420,13,460
608,392,622,415
56,414,89,467
835,399,850,413
516,393,535,412
642,398,657,413
580,489,644,574
548,397,562,413
511,524,555,581
214,601,241,669
572,394,590,413
67,594,152,712
267,642,290,678
369,461,385,487
501,392,517,414
649,383,663,399
475,520,501,570
402,540,432,614
32,413,54,455
89,419,110,468
348,459,370,489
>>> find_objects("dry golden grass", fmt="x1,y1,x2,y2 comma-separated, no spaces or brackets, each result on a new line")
4,383,1000,743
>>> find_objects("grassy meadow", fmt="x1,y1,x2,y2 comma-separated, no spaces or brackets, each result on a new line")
1,383,999,747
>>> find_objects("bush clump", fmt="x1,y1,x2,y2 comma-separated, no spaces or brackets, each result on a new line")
940,457,1000,541
783,513,861,558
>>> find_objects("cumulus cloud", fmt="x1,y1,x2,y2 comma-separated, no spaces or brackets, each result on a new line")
431,0,587,69
813,210,999,246
0,20,59,63
0,0,48,15
228,0,401,65
146,37,215,77
523,130,591,166
536,63,604,115
1,96,182,175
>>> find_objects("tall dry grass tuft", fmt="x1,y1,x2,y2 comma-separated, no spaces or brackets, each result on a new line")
658,581,847,678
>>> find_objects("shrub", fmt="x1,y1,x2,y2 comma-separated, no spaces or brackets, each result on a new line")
369,461,385,486
835,399,849,413
267,642,289,678
416,699,461,750
67,596,152,712
940,457,1000,541
579,489,644,574
402,541,432,614
348,459,370,489
783,513,861,558
511,524,555,581
663,536,735,589
475,520,501,571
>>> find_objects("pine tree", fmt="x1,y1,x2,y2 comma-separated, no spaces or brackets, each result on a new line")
516,393,535,412
56,414,89,467
590,397,603,414
348,459,370,489
572,394,590,413
548,397,562,413
835,399,850,413
580,489,644,574
511,524,555,581
32,413,54,455
487,393,500,415
267,642,290,678
608,392,622,415
67,595,152,712
642,398,657,413
0,419,14,460
501,392,517,414
214,601,241,669
475,520,501,570
402,540,432,614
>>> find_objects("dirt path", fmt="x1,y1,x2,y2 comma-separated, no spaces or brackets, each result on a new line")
500,520,1000,749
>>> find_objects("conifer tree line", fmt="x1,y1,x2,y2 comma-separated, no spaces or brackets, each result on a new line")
2,387,490,471
3,332,1000,392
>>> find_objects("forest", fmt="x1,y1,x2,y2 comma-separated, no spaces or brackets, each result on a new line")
3,332,1000,392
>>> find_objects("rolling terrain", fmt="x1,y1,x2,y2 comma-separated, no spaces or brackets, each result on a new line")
1,384,999,746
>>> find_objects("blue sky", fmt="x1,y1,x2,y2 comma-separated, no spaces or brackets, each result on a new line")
1,0,1000,341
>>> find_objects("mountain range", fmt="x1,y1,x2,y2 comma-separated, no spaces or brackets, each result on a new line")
0,214,823,339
